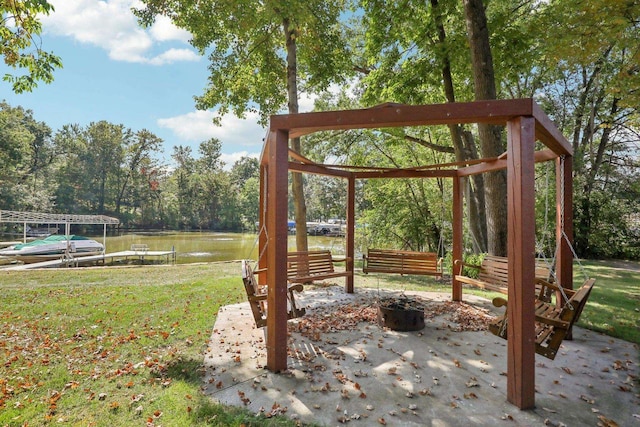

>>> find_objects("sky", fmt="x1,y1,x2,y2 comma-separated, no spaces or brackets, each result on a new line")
2,0,316,168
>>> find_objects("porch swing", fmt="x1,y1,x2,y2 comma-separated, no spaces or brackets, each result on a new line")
241,159,352,327
454,164,556,294
488,157,596,360
240,174,306,328
362,177,445,277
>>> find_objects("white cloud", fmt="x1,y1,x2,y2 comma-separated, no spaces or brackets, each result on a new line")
148,48,200,65
43,0,198,65
221,151,260,170
157,110,266,150
149,15,191,43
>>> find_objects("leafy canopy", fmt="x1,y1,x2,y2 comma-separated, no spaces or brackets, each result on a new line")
135,0,353,124
1,0,62,93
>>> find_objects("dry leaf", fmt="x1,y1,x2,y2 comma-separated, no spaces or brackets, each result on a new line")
597,415,619,427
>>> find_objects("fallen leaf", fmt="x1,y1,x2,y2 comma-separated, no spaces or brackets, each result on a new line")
597,415,619,427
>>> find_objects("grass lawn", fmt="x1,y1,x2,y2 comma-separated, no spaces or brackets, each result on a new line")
0,259,638,426
0,263,299,427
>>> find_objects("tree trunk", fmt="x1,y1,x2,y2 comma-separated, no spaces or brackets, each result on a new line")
432,0,488,253
283,18,309,252
462,131,488,253
463,0,507,256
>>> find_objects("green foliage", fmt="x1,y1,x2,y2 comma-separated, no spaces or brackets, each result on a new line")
0,101,57,211
135,0,353,124
2,0,640,260
1,0,62,93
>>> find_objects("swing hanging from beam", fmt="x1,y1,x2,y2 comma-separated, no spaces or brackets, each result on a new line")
488,156,596,359
362,177,446,277
240,165,307,328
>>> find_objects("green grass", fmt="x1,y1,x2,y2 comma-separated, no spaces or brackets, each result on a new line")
577,260,640,343
0,263,300,427
0,259,637,426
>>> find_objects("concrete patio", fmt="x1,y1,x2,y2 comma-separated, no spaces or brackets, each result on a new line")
203,285,638,426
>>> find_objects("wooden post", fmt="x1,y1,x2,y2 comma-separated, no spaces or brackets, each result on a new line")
345,174,356,293
556,156,574,291
258,164,267,285
266,129,289,372
556,155,574,338
506,116,536,409
452,175,463,301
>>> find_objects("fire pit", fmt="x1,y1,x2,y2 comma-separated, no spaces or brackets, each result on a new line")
377,296,425,331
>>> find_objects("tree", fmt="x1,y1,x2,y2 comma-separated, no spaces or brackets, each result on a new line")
462,0,507,256
1,0,62,93
195,138,227,229
0,101,56,211
231,157,260,230
135,0,353,251
170,145,197,228
115,129,163,216
357,0,493,253
230,156,259,187
535,0,640,257
84,122,128,214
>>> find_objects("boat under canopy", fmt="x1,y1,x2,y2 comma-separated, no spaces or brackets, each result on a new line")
0,235,104,263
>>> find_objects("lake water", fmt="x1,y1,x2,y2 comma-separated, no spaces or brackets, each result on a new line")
95,232,350,264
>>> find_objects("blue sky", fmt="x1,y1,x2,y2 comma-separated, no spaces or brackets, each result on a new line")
2,0,315,168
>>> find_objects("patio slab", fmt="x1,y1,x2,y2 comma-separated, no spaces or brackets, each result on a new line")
203,285,639,426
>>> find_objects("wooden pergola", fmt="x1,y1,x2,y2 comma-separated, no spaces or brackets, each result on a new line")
258,98,574,409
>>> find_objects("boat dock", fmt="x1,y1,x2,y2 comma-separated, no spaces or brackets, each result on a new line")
2,248,176,271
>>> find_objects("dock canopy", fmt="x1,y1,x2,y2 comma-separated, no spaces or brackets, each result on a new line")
0,209,120,249
0,210,120,225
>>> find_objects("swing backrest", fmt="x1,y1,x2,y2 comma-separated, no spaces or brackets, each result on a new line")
559,278,595,325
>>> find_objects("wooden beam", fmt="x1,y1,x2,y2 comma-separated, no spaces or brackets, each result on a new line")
288,148,314,164
354,169,458,179
346,175,356,293
506,116,537,409
458,149,558,177
271,99,537,139
260,131,274,166
266,129,290,372
533,102,573,156
288,162,353,178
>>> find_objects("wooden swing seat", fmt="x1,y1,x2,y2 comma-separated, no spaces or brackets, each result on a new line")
286,250,352,284
454,255,552,294
241,260,306,328
488,278,595,360
363,249,443,276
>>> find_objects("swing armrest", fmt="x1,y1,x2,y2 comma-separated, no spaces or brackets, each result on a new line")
454,259,481,270
492,297,508,309
535,278,577,299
